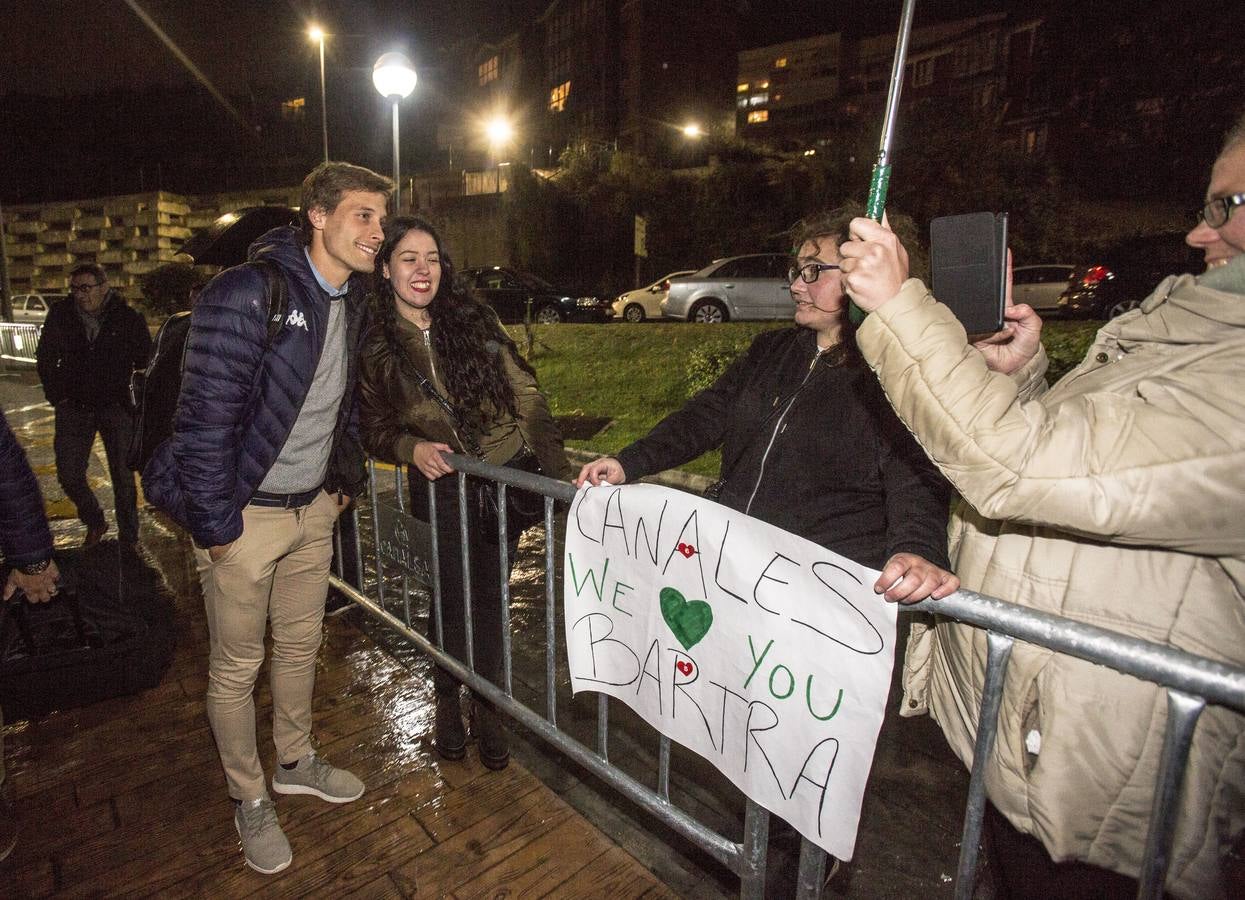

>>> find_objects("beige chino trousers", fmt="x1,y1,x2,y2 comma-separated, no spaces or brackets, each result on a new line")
194,490,339,801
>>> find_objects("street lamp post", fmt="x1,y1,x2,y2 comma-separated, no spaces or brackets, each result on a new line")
309,26,328,162
372,53,418,211
485,116,514,194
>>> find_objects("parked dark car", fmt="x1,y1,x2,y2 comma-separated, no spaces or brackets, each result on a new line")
1056,233,1200,320
460,266,612,324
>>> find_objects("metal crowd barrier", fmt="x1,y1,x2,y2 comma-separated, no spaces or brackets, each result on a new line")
0,322,42,365
329,451,1245,900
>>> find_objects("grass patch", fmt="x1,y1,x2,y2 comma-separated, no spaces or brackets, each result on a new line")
1041,319,1101,383
511,317,1101,477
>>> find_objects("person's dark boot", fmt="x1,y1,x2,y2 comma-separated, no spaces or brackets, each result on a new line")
472,699,510,771
433,691,466,761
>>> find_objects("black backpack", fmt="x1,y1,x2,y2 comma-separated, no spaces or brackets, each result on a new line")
126,259,287,472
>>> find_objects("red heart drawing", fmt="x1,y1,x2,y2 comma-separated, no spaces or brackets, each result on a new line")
676,542,696,558
676,660,694,676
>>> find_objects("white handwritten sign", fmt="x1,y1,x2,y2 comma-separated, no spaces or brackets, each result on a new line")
563,483,897,860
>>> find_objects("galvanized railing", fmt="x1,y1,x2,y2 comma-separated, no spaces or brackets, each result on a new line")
330,451,1245,900
0,322,42,365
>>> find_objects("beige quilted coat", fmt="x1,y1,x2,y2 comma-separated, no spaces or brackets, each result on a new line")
856,265,1245,899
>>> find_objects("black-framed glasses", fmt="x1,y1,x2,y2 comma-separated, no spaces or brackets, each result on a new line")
69,281,104,293
1195,193,1245,229
787,262,841,284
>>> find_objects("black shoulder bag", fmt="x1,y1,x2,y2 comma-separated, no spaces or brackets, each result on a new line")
398,348,546,544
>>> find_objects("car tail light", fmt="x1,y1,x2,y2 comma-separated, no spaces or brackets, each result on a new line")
661,280,671,291
1080,265,1112,286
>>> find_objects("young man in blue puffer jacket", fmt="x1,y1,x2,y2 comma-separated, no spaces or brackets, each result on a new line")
143,162,391,875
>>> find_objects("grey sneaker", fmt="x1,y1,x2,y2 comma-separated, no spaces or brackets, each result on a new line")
234,798,291,875
272,752,364,803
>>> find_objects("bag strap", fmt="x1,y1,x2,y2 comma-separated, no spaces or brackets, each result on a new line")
389,338,486,459
251,258,289,347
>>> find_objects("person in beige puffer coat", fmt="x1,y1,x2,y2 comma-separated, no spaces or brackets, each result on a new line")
836,120,1245,899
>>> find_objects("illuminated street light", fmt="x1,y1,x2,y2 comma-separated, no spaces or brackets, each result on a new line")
681,122,703,139
372,52,418,210
485,116,514,146
484,115,515,193
308,25,328,162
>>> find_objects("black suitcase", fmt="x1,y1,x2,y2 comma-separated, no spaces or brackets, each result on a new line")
0,541,176,719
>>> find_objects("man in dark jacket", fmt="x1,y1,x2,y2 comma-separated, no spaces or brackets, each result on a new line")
1,409,60,862
142,162,391,875
36,264,151,547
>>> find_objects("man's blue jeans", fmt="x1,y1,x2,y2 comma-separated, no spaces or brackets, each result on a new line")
53,401,139,544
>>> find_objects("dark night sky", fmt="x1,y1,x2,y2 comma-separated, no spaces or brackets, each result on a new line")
5,1,1022,100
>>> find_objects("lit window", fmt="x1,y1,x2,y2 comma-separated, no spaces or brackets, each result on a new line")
549,80,571,112
758,81,769,89
478,56,499,86
737,82,749,92
281,96,306,120
774,57,787,68
737,96,748,108
747,109,769,124
749,92,768,106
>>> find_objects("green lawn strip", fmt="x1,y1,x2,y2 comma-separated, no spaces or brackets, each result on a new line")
511,318,1100,478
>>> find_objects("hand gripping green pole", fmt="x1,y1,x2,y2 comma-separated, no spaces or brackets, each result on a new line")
849,0,917,325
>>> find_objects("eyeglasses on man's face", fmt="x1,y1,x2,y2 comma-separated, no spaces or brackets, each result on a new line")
1195,193,1245,229
788,262,841,285
70,281,104,293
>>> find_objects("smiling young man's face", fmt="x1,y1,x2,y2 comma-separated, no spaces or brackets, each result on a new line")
307,190,387,288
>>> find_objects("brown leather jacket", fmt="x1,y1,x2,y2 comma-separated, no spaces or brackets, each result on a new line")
357,315,570,480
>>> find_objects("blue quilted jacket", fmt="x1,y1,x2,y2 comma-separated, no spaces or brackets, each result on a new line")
142,226,370,548
0,410,54,569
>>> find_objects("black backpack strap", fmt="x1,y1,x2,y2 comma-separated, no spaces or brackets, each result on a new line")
249,258,288,347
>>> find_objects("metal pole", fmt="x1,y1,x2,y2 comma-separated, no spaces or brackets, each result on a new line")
0,199,12,322
866,0,917,221
391,100,402,212
849,0,917,327
318,37,328,162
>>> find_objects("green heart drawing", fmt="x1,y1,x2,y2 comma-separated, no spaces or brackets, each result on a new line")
659,587,714,651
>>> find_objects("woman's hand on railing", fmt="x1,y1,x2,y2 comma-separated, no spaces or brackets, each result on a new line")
575,457,627,488
412,441,456,480
874,553,960,603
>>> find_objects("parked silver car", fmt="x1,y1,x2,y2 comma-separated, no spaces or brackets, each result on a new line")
613,270,696,322
661,254,790,322
7,293,66,324
1012,265,1073,315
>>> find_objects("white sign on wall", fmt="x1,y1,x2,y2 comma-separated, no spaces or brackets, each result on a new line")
564,483,897,860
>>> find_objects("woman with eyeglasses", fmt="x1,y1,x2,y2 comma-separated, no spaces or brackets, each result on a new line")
357,216,570,771
576,207,958,603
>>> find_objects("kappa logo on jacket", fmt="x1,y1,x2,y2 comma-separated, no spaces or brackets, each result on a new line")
285,308,309,331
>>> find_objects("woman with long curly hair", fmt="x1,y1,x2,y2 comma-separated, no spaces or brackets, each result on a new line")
358,216,569,770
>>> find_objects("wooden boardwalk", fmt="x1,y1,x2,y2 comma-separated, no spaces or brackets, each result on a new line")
0,529,676,898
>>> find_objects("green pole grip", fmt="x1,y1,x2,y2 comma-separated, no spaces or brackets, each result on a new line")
865,162,891,222
849,162,894,324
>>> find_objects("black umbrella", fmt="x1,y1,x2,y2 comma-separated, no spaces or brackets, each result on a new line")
180,206,298,268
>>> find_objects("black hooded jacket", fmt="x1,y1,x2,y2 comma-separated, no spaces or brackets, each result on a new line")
615,326,951,570
36,291,152,408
